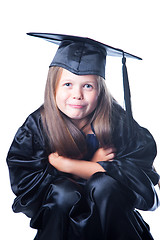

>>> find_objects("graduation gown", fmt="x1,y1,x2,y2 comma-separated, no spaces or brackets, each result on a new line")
7,103,159,240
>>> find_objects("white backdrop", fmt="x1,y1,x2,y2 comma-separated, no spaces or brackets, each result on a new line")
0,0,160,239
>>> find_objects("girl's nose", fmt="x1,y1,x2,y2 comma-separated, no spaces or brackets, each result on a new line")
72,88,83,100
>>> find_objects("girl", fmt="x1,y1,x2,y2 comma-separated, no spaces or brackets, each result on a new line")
7,33,159,240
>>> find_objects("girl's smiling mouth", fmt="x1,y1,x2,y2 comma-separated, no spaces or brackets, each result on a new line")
68,104,85,109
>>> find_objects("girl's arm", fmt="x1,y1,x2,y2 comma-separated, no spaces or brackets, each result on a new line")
48,147,115,179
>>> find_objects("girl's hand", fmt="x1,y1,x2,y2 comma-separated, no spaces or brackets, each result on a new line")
91,147,116,163
48,152,68,172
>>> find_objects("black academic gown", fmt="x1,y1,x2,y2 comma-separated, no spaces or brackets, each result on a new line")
7,103,159,240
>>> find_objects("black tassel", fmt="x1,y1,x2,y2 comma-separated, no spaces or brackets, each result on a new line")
122,53,134,136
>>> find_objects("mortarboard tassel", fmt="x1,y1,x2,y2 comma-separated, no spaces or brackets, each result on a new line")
122,53,134,136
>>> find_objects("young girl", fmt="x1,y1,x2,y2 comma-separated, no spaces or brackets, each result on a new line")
7,33,159,240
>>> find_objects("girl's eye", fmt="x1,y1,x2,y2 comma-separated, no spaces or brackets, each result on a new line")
84,84,93,89
64,83,72,87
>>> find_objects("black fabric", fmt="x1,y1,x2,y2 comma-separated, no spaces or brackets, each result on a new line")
50,40,107,78
27,32,142,61
7,104,159,239
27,32,142,79
122,55,134,137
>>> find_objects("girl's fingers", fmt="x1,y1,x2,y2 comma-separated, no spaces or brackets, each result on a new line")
104,147,116,156
104,152,115,161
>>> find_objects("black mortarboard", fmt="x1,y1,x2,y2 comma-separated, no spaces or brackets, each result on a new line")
27,32,142,135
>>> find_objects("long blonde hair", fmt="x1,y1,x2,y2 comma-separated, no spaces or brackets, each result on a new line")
41,66,113,159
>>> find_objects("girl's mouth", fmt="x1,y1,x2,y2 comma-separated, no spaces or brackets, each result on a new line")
68,104,85,109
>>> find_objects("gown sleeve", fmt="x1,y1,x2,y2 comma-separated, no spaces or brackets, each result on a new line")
6,108,58,218
98,103,160,211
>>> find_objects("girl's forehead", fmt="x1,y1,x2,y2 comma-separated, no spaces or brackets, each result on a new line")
60,68,98,82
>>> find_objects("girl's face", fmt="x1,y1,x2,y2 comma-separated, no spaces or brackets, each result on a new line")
56,69,99,128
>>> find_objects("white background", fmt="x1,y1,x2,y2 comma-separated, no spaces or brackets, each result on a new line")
0,0,160,239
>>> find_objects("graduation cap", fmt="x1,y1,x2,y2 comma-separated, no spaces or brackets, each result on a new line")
27,32,142,134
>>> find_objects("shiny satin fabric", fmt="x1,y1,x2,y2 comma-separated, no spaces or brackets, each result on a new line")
7,103,159,239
